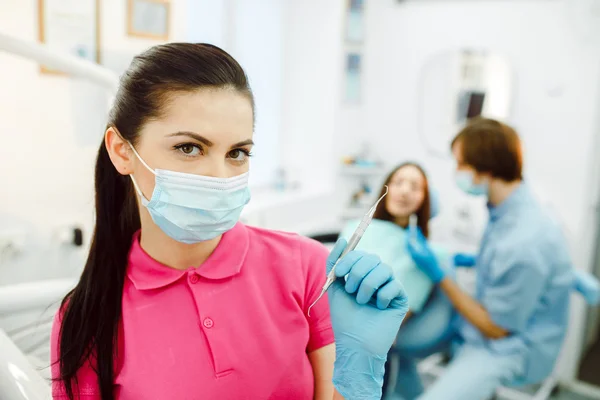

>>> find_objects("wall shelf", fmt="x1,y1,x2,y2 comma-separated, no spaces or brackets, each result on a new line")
339,165,387,177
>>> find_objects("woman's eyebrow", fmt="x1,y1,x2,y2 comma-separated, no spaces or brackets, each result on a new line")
168,131,214,147
230,139,254,148
167,132,253,149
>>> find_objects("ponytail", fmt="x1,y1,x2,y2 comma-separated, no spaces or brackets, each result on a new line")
58,140,139,400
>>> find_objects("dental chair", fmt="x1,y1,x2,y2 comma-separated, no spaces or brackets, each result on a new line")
0,278,76,400
0,328,50,400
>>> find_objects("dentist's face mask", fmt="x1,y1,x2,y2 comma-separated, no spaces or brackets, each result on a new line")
455,170,488,196
128,144,251,244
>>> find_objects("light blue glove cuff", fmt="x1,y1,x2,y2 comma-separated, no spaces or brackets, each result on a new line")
332,346,386,400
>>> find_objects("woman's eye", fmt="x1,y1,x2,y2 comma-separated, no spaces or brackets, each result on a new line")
228,149,249,161
176,144,201,156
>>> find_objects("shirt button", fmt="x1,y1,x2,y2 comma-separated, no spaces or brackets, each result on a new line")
203,318,214,329
190,274,199,284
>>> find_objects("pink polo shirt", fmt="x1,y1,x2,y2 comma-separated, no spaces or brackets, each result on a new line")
51,223,335,399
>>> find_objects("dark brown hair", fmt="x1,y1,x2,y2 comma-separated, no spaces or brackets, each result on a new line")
56,43,253,400
372,162,430,237
451,117,523,182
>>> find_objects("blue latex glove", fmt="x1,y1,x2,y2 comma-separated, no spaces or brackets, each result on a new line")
406,226,445,283
573,269,600,306
327,238,408,400
453,253,477,268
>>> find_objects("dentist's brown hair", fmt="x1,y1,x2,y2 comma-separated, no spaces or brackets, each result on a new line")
451,117,523,182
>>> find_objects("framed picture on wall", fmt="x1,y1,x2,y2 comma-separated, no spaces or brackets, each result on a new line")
38,0,101,74
345,0,365,44
127,0,171,40
344,52,362,103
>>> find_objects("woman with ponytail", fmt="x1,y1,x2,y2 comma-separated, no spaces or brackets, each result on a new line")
51,43,408,400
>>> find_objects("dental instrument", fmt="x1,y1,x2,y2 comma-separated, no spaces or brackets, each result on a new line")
307,186,389,316
409,214,417,231
409,213,418,246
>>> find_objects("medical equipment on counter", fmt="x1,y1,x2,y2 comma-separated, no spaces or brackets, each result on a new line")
341,141,381,168
308,186,389,316
350,182,372,207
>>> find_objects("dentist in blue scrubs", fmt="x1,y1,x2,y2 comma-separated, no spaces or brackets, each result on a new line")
402,118,573,400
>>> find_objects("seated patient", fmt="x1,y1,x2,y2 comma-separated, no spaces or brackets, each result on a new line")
340,162,448,315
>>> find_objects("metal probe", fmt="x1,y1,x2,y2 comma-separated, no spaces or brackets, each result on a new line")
307,186,389,316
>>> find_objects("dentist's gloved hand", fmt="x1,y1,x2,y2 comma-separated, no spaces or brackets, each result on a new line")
327,238,408,400
406,226,445,283
573,269,600,306
453,253,477,268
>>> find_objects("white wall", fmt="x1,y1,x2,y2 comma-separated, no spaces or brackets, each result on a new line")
229,0,283,188
280,0,345,191
240,0,348,235
359,0,600,381
186,0,228,48
0,0,188,284
186,0,285,188
185,0,348,225
186,0,286,188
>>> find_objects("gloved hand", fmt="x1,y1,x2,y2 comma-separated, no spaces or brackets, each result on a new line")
573,269,600,306
453,253,477,268
406,226,445,283
327,238,408,400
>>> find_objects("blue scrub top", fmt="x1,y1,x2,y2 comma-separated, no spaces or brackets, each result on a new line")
457,184,573,385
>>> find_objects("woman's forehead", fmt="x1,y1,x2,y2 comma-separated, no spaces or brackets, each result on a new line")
143,89,254,145
392,165,425,182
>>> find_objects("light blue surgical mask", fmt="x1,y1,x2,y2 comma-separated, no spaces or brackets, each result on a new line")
128,144,251,244
455,170,488,196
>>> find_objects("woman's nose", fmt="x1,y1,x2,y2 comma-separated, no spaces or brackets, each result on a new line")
397,184,411,195
197,157,229,178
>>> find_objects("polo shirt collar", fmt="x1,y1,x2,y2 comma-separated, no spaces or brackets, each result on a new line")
487,182,529,222
127,223,249,290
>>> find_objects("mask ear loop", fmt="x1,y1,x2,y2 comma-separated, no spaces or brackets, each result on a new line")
125,142,157,202
125,142,155,203
127,142,156,176
129,174,146,200
112,128,156,201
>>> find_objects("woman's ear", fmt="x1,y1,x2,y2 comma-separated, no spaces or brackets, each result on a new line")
105,128,134,176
